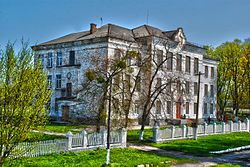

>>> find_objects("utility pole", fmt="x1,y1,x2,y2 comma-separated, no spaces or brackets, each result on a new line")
106,76,112,165
194,71,202,140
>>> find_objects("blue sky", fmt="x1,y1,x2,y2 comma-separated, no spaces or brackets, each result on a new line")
1,0,250,50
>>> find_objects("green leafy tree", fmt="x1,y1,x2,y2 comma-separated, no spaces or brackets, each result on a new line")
208,40,249,120
0,42,51,166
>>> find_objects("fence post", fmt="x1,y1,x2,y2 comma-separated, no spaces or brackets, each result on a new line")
102,129,107,147
229,120,233,132
213,123,216,134
171,126,175,139
204,122,207,135
182,125,186,138
222,122,225,133
66,131,73,150
153,125,160,142
245,118,249,132
238,121,241,132
81,130,88,148
120,128,127,148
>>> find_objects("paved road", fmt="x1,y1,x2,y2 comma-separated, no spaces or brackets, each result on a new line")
128,143,250,167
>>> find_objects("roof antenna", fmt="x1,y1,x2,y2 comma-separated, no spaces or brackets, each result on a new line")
100,17,103,26
146,9,149,25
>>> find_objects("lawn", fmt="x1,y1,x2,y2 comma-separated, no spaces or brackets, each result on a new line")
36,123,89,133
127,129,153,143
150,132,250,156
212,164,241,167
25,132,65,142
6,148,193,167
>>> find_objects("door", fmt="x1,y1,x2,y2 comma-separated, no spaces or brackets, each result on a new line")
66,83,72,97
62,105,69,121
176,102,181,119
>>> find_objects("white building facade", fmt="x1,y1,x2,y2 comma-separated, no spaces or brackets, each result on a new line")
32,23,219,125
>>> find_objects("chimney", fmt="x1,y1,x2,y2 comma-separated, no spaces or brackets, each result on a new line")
90,23,97,34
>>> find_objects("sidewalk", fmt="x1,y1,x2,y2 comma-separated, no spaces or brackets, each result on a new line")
32,130,66,136
128,142,250,167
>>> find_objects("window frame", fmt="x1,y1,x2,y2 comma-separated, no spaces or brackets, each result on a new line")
57,52,62,66
194,58,199,75
47,53,53,68
176,54,182,72
47,75,52,88
185,56,191,73
56,74,62,89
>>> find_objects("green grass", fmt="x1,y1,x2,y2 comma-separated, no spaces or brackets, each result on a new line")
150,132,250,156
212,164,241,167
25,132,65,142
6,148,193,167
36,124,89,133
127,129,153,143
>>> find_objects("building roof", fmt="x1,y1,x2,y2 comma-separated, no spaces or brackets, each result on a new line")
33,23,203,50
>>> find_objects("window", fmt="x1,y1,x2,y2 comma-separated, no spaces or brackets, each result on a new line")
39,54,45,68
167,79,171,92
135,100,140,114
176,54,182,71
156,78,161,89
177,80,181,93
47,53,53,67
204,103,207,114
167,101,172,114
156,50,163,66
69,51,75,65
66,83,72,97
186,102,189,114
205,66,208,78
186,81,190,94
114,49,122,60
47,75,52,88
156,100,161,114
194,82,198,95
194,58,199,75
194,103,198,114
185,56,191,73
57,52,62,66
136,76,141,92
127,58,131,66
211,67,215,78
210,85,214,97
167,52,173,71
56,75,62,88
204,84,208,96
210,103,213,114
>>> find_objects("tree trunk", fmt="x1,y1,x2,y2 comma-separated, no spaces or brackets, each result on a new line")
125,111,129,128
0,158,4,167
139,108,148,141
139,126,144,141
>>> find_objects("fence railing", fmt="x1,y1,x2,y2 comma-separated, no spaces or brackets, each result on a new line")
14,128,127,157
152,119,250,143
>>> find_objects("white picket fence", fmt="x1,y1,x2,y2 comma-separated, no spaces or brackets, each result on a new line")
152,119,250,143
13,128,127,157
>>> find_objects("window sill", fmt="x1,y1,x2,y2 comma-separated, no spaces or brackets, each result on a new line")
57,64,81,68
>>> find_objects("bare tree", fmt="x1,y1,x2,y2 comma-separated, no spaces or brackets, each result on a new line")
137,37,191,140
